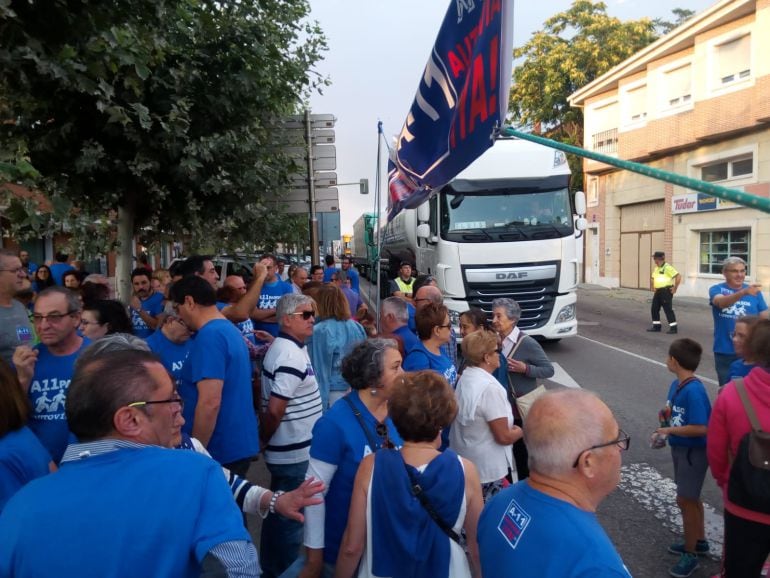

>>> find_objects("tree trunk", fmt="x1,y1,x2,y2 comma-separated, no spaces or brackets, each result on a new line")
115,202,135,302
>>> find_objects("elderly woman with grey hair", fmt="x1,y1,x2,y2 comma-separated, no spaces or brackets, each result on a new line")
491,297,554,479
296,338,405,578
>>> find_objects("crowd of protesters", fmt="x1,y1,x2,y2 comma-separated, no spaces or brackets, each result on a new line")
1,250,770,577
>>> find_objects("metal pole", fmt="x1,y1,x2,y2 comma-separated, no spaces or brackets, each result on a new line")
502,127,770,214
373,121,385,332
306,109,320,267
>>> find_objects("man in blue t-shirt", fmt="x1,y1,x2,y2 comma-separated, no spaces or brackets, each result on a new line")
0,348,257,577
146,314,192,383
322,254,338,284
129,268,165,338
12,287,89,463
252,254,293,338
709,256,769,385
170,276,259,476
379,297,421,356
340,256,360,294
478,389,631,578
48,252,74,285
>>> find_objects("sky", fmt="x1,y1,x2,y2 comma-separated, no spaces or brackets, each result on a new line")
308,0,717,235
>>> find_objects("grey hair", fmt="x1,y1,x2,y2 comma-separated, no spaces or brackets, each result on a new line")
722,256,747,273
36,286,82,313
341,338,399,390
381,297,408,323
492,297,521,321
525,389,609,477
277,293,315,327
75,333,151,372
336,269,348,283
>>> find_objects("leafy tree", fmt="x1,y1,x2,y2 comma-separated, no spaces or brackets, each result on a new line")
508,1,660,190
0,0,326,296
654,9,696,35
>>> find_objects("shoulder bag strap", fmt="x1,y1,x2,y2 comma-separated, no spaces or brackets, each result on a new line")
671,376,697,407
505,333,527,404
400,454,462,544
342,395,381,451
734,377,764,432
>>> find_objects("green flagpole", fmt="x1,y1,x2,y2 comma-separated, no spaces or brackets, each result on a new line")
502,126,770,214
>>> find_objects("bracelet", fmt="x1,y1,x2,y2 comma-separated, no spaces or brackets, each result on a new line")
269,490,285,515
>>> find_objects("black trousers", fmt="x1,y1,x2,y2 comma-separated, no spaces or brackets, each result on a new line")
651,287,676,324
513,417,529,479
723,510,770,577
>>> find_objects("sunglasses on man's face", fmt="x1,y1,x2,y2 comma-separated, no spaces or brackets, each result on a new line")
290,310,315,320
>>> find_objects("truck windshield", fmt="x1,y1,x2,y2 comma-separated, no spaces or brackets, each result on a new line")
440,188,574,242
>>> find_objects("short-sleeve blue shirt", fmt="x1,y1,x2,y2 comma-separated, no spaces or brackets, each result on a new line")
181,319,259,464
146,330,192,383
709,282,768,354
402,342,457,387
0,426,51,513
131,292,165,338
665,378,711,448
253,279,294,337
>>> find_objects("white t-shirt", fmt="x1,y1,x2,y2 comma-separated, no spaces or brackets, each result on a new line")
449,366,513,483
261,334,323,464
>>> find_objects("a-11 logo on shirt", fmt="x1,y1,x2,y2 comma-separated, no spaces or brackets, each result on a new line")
16,325,32,344
498,498,531,549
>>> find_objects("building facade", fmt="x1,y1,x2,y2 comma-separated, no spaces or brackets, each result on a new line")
569,0,770,298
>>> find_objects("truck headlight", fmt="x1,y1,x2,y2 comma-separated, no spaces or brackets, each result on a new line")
555,304,575,323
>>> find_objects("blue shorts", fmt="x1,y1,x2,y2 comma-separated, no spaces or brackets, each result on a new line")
671,445,708,500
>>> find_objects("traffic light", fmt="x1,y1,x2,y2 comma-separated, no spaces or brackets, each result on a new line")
359,178,369,194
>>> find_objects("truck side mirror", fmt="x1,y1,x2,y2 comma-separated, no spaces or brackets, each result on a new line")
416,223,430,239
574,191,586,216
575,217,587,231
416,202,430,223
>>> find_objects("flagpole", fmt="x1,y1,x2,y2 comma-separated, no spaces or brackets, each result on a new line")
373,121,385,332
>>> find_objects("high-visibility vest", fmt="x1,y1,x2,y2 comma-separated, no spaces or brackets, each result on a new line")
651,263,679,289
394,276,415,294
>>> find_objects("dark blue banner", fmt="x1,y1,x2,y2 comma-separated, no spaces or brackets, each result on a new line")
388,0,514,221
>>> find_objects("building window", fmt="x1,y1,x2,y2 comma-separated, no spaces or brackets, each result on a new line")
663,64,692,109
622,84,647,125
716,34,750,86
699,154,753,183
589,100,618,153
699,230,750,275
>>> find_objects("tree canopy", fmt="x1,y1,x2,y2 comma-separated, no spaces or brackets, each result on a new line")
507,1,693,189
0,0,326,258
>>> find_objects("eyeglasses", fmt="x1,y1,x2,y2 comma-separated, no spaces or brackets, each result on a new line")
289,310,315,320
0,267,24,274
79,319,103,327
414,298,431,304
572,429,630,468
169,316,188,328
128,394,184,410
436,323,452,329
33,310,79,324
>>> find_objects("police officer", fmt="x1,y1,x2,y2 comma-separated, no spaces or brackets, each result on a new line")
647,251,681,334
389,261,415,302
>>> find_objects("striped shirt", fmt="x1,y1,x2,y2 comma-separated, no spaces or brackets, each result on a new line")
261,333,323,464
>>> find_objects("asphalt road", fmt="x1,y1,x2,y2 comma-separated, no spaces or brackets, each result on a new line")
246,281,725,577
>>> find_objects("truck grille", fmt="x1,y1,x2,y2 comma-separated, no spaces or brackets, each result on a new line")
463,264,560,330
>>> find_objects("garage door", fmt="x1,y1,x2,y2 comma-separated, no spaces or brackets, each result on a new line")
620,201,665,290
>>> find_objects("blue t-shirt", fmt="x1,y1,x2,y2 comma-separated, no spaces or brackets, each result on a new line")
665,378,711,448
0,446,250,577
407,302,416,332
146,330,192,383
27,338,90,463
253,279,293,337
709,282,768,354
181,319,259,464
344,267,360,294
403,342,458,387
216,302,256,346
0,426,51,513
393,324,421,356
131,292,164,338
729,359,755,379
478,481,631,578
48,263,74,286
310,391,403,564
323,266,338,283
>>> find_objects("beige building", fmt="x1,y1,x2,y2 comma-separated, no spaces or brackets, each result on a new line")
569,0,770,298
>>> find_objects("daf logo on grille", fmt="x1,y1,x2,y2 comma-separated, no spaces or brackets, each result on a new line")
496,272,528,280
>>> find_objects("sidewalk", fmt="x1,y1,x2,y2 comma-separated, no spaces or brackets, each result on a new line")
578,283,710,310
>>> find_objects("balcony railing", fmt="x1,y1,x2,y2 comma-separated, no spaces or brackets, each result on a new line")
592,128,618,154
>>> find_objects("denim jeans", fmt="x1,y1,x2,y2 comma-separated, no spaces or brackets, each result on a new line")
260,460,309,578
714,352,739,387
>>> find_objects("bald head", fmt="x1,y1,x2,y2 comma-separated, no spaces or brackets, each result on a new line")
414,285,442,309
526,390,618,481
224,275,246,291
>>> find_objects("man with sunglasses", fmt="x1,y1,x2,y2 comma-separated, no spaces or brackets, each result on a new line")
0,348,259,577
12,286,89,463
478,389,632,578
260,293,323,578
